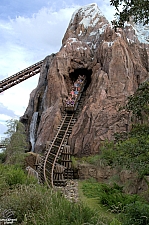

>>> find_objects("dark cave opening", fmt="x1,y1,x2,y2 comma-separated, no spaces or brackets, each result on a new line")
69,68,92,91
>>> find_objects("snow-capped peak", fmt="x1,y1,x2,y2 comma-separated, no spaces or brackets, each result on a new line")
70,3,105,28
134,23,149,44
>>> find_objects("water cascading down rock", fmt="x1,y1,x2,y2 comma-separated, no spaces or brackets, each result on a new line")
30,112,38,152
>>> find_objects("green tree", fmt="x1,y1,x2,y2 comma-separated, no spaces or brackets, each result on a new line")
125,81,149,123
110,0,149,27
0,119,28,165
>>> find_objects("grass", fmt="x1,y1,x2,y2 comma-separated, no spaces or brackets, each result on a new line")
78,179,116,222
1,182,110,225
78,178,149,225
0,163,112,225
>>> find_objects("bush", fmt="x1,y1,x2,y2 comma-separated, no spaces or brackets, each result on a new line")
4,166,27,187
110,218,122,225
100,141,117,166
0,151,7,163
0,164,37,190
0,184,105,225
100,135,149,178
82,181,144,214
99,183,140,213
1,119,28,165
0,184,47,223
121,201,149,225
83,154,101,165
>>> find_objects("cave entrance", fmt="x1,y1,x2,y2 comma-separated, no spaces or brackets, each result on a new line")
69,68,92,91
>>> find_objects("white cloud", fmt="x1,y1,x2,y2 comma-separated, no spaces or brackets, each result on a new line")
0,75,40,116
0,114,13,122
97,0,116,22
9,6,79,54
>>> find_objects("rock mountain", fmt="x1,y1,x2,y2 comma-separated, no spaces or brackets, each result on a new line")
21,3,149,156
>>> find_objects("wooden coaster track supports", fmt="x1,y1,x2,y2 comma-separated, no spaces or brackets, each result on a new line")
43,113,74,188
38,76,87,188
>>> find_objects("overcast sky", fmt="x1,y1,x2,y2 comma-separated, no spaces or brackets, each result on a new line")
0,0,116,138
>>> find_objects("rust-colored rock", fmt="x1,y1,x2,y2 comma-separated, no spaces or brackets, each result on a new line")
21,3,149,156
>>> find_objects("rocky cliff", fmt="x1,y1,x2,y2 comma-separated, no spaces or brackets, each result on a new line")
21,3,149,156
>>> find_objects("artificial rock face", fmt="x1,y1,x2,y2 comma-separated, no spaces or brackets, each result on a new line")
21,3,149,156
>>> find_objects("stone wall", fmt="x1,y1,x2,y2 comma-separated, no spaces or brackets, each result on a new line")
77,162,149,194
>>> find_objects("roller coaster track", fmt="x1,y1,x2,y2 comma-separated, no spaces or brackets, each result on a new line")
0,138,9,149
38,78,86,188
38,112,76,187
0,144,6,149
0,60,43,93
42,113,75,187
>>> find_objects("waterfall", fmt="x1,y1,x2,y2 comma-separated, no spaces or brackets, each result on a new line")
30,112,38,152
42,86,47,111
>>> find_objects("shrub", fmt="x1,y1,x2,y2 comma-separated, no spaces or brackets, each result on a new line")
100,141,118,166
84,154,101,165
0,164,37,190
110,218,122,225
1,119,28,165
121,201,149,225
100,136,149,178
71,156,77,168
99,183,140,213
0,184,47,223
0,184,105,225
124,81,149,122
4,166,27,187
0,151,7,163
82,181,144,214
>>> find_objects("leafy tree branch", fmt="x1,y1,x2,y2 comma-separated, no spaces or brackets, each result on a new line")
110,0,149,27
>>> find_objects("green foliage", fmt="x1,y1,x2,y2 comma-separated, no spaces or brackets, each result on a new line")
100,126,149,178
0,119,28,165
114,123,149,147
84,154,101,165
0,150,7,163
100,141,117,166
3,166,26,187
82,180,145,217
114,132,128,143
110,218,122,225
99,183,140,213
0,163,110,225
130,124,149,137
0,183,105,225
71,156,77,168
82,178,102,198
121,201,149,225
0,164,36,195
125,81,149,122
110,0,149,27
104,82,149,177
77,154,103,167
